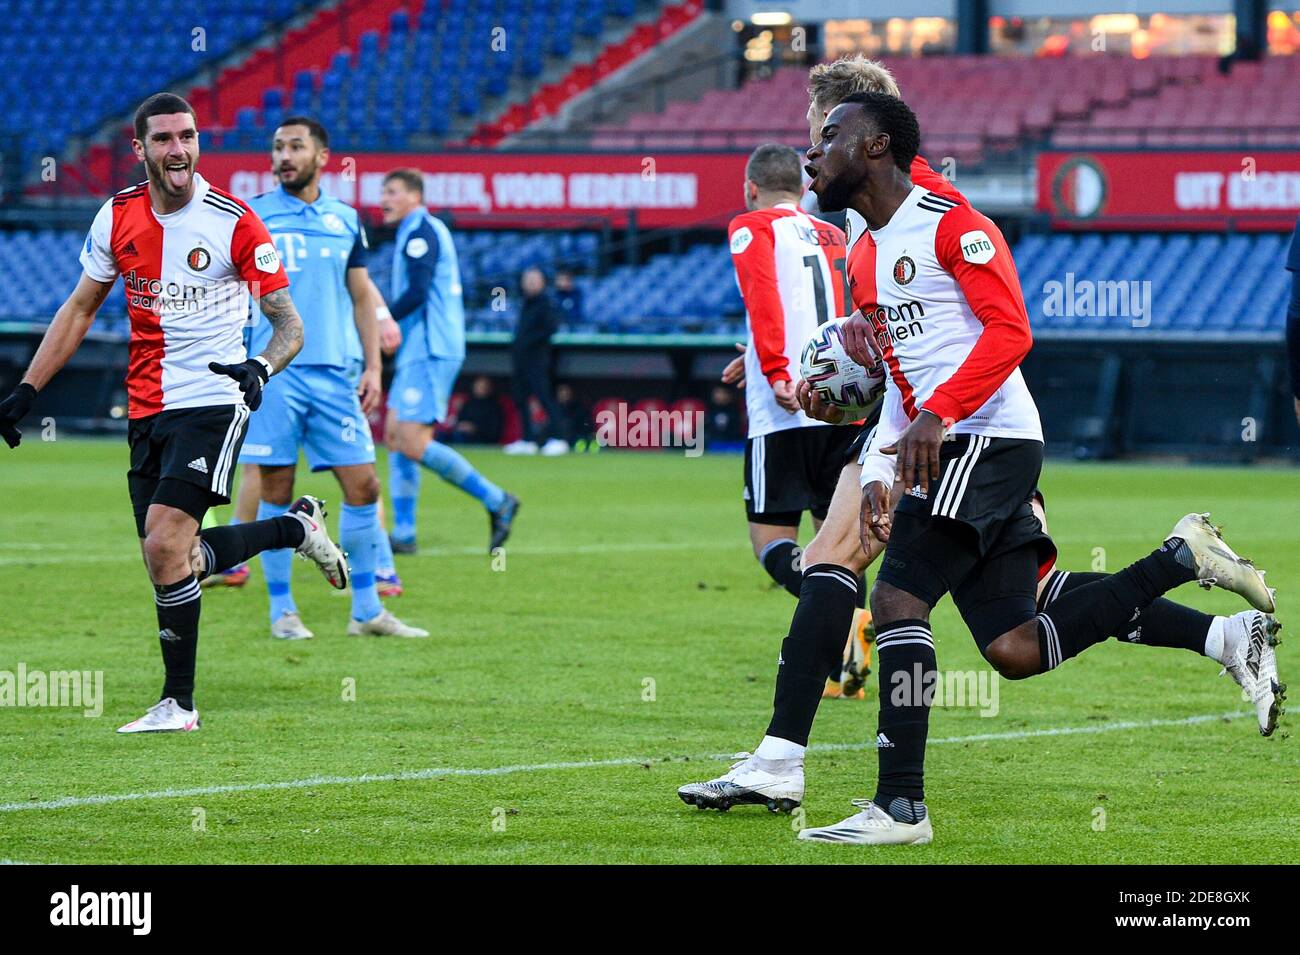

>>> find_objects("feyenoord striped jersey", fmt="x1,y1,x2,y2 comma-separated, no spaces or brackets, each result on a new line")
846,156,966,255
728,202,847,438
853,185,1042,490
80,173,290,418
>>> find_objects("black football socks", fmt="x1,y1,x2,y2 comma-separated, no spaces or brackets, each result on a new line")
1039,569,1213,656
765,564,859,746
872,618,935,811
197,514,306,579
155,574,201,711
758,538,803,597
1036,539,1198,672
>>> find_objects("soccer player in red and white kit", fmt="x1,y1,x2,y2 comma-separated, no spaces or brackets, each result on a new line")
0,94,350,733
727,143,874,695
680,59,1279,822
792,91,1280,845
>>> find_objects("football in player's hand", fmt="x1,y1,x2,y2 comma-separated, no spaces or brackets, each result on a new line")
799,318,886,418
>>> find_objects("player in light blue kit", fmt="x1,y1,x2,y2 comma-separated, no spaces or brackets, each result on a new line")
239,118,427,638
379,168,519,555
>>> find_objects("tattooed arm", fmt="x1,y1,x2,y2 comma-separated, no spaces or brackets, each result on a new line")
254,287,305,374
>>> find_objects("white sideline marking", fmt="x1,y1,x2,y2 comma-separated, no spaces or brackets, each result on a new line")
0,540,748,566
0,711,1245,815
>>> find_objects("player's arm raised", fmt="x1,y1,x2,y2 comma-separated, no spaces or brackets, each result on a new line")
346,266,382,414
0,273,114,448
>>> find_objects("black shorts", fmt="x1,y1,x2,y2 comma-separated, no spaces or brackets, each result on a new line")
744,426,856,526
127,404,251,537
875,434,1057,648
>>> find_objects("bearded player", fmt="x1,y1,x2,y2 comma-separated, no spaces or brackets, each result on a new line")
0,94,349,732
789,92,1281,844
236,117,426,639
679,63,1281,817
716,56,967,702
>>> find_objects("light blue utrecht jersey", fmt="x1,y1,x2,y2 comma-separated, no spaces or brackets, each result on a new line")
247,186,368,368
390,207,465,368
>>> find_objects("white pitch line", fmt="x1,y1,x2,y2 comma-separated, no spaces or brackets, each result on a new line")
0,711,1245,815
0,540,749,567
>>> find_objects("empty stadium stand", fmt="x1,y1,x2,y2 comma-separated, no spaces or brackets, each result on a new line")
0,0,306,165
586,54,1300,162
207,0,671,151
1,227,1289,342
1016,232,1292,335
1053,55,1300,147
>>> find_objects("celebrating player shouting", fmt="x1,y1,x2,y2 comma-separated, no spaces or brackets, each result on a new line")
793,91,1281,845
0,94,348,732
681,67,1282,824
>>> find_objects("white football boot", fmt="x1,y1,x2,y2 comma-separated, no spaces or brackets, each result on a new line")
677,752,804,812
271,610,314,640
288,495,349,590
797,798,933,845
347,609,429,638
503,440,539,456
540,438,570,457
1166,513,1275,613
117,698,200,734
1220,611,1285,736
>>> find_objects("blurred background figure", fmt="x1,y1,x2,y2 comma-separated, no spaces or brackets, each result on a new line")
553,382,594,450
504,266,568,456
707,385,745,447
380,169,520,555
451,375,505,445
553,268,584,326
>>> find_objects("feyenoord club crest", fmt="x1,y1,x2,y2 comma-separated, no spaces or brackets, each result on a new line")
187,247,211,272
893,255,915,286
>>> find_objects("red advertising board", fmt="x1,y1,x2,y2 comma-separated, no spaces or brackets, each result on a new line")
199,152,750,228
1038,150,1300,231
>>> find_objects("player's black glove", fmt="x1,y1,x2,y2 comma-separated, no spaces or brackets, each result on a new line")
209,359,272,411
0,382,37,449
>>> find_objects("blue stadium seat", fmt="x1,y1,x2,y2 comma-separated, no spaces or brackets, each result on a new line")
1014,231,1293,337
194,0,622,150
0,0,319,169
12,228,1289,343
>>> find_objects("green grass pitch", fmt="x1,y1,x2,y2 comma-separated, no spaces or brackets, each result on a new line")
0,438,1295,863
